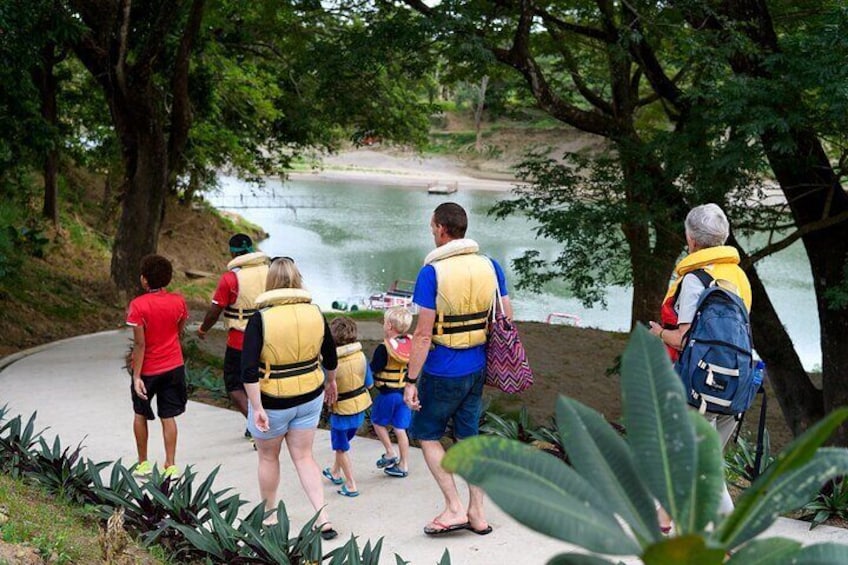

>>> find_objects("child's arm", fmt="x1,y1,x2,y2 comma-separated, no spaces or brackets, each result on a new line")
369,344,388,374
131,326,148,400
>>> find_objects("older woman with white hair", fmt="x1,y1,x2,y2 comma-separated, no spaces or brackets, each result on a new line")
648,202,752,528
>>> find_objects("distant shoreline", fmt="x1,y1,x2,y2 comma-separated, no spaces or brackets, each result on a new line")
284,148,523,193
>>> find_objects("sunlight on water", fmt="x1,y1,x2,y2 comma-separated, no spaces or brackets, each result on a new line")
208,176,820,369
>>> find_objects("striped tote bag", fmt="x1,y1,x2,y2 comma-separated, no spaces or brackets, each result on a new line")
485,287,533,394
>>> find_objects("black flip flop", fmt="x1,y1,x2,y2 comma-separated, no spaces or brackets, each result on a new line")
467,524,493,535
320,527,338,541
423,520,470,536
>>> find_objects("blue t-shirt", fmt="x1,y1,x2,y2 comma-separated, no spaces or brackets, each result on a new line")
329,366,374,430
413,256,508,377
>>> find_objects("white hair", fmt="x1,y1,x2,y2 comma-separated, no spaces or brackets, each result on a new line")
685,203,729,248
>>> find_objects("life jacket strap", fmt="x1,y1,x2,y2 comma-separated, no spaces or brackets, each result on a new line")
337,385,367,401
435,321,488,336
224,306,259,321
260,357,320,379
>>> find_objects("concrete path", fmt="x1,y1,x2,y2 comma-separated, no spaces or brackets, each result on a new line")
1,330,846,564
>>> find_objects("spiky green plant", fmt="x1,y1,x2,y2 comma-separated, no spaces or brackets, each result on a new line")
443,326,848,564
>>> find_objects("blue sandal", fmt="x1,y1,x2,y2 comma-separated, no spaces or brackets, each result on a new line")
337,485,360,497
384,464,408,478
376,454,399,468
322,467,344,485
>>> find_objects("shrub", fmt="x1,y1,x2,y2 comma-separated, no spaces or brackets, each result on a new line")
27,435,110,504
443,326,848,564
803,477,848,529
0,408,41,477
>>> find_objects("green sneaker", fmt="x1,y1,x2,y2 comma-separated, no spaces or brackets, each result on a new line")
163,465,181,479
133,460,153,477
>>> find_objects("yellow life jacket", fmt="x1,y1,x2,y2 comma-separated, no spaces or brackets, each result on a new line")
663,246,752,312
424,239,497,349
256,288,325,400
333,342,372,415
224,252,269,332
374,335,412,389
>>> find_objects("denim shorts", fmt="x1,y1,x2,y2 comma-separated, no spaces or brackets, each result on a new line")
247,393,324,440
409,370,485,441
371,391,412,430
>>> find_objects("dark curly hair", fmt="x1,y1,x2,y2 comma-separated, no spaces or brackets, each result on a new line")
140,254,173,289
330,316,358,346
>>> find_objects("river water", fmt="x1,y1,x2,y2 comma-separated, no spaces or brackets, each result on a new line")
209,175,820,369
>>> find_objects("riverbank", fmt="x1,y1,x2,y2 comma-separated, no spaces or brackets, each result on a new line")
287,147,523,192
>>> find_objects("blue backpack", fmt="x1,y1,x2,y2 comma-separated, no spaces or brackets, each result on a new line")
674,270,756,415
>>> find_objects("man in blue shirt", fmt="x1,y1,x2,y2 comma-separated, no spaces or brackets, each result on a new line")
405,202,511,537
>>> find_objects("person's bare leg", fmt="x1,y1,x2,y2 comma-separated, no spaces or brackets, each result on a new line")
332,451,343,481
396,429,410,472
256,435,285,514
466,484,488,531
133,414,148,462
336,450,357,492
228,389,249,418
286,428,331,528
373,424,395,459
420,440,467,527
161,417,178,468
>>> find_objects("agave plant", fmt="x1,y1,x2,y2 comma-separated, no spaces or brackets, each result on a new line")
443,326,848,564
0,409,41,477
28,435,110,503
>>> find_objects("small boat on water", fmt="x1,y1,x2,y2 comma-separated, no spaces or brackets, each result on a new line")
368,279,418,312
546,312,581,326
427,181,458,194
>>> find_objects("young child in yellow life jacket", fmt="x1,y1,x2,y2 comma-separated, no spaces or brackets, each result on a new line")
322,316,373,497
370,307,414,478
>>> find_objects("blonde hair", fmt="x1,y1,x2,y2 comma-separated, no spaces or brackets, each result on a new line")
385,307,413,333
266,257,303,290
330,316,358,346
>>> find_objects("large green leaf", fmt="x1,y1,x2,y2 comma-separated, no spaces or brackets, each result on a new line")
641,534,726,565
718,447,848,548
794,543,848,563
443,436,641,555
716,407,848,546
548,553,616,564
725,538,801,564
556,396,658,544
680,412,723,534
620,325,697,528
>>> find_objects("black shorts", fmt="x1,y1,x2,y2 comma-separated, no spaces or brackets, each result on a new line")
131,365,187,420
223,346,245,393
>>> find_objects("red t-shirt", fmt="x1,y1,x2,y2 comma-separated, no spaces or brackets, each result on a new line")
126,289,189,376
211,271,244,350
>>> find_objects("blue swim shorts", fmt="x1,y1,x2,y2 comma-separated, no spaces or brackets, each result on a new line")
247,393,324,440
370,391,412,430
330,427,358,452
409,370,485,441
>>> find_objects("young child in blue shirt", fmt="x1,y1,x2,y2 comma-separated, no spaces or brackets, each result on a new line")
322,316,373,497
370,307,414,478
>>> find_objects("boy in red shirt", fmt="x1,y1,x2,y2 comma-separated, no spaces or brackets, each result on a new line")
127,254,189,478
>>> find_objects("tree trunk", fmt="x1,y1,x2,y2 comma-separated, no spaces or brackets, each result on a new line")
32,42,59,227
109,95,169,292
731,233,824,435
474,75,489,153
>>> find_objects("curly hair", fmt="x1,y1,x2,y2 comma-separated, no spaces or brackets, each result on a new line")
140,254,173,289
330,316,358,346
